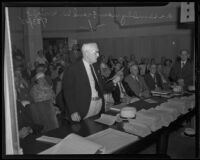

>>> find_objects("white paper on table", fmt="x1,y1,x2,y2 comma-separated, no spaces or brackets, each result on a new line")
166,100,187,114
124,120,151,137
86,128,138,154
144,98,158,104
156,103,180,120
129,97,140,103
148,108,173,127
39,133,105,154
136,110,162,131
109,103,127,112
36,136,62,144
94,114,117,126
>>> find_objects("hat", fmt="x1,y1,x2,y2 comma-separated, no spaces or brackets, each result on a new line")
35,72,45,80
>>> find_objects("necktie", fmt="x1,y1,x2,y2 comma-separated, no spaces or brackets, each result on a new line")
90,65,101,96
119,82,126,96
153,74,158,88
181,62,185,68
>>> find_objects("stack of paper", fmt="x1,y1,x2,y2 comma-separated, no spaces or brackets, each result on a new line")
151,108,174,126
36,136,62,144
86,128,138,154
136,109,163,132
151,90,171,95
156,103,180,120
167,99,189,114
94,114,117,126
123,120,151,137
180,96,195,109
39,133,105,154
109,103,127,112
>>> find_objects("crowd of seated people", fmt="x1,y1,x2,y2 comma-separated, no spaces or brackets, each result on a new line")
12,43,194,140
12,43,81,140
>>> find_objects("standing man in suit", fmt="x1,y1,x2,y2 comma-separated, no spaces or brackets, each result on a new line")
125,64,150,98
169,49,193,89
62,43,120,122
144,63,163,91
112,71,136,105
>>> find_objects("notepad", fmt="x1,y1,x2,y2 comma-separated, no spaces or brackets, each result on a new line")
151,90,171,95
36,136,62,144
144,98,158,104
109,103,127,112
39,133,105,154
86,128,138,154
94,114,117,126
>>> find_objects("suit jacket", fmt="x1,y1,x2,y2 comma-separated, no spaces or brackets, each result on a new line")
169,60,193,87
62,60,114,120
144,73,163,91
124,74,149,97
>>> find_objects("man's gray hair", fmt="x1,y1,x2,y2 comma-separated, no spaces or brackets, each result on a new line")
81,43,98,55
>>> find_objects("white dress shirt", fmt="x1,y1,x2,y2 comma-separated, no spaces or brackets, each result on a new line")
181,60,187,68
83,59,98,97
83,59,102,119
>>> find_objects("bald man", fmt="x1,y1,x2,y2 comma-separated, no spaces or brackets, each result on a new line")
62,43,120,122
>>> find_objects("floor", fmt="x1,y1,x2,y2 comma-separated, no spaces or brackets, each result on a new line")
138,126,197,159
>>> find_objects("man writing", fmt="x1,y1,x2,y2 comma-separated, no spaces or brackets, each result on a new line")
62,43,120,122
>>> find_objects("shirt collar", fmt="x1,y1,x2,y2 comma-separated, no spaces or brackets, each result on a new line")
82,59,90,68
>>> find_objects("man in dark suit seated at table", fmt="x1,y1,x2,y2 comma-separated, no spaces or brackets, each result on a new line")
144,63,163,91
124,64,150,98
112,70,136,105
62,43,121,122
169,49,193,89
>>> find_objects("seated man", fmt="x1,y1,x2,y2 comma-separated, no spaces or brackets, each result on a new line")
112,71,136,105
124,64,150,98
144,63,163,91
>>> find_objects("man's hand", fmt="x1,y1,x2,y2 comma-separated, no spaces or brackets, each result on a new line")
71,112,81,122
21,100,30,107
19,127,32,139
54,107,61,115
112,75,121,85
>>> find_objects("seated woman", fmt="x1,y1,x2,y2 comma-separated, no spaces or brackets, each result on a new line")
125,64,150,98
14,77,43,143
17,100,43,140
144,63,163,91
30,72,59,132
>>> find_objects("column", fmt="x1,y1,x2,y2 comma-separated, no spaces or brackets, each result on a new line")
22,7,43,68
